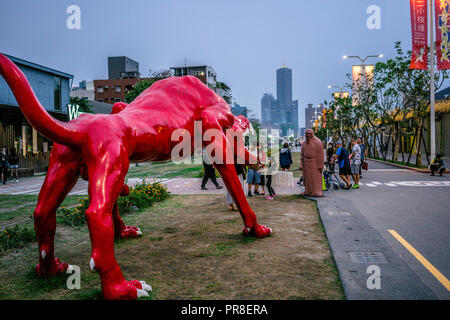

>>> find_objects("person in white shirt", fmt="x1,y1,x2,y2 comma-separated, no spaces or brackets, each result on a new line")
350,138,361,189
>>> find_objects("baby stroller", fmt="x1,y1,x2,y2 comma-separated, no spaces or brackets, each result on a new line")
323,162,346,190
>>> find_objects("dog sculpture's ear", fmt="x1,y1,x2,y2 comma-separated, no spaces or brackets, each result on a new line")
111,102,128,114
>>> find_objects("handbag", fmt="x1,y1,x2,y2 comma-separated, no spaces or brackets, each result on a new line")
362,161,368,171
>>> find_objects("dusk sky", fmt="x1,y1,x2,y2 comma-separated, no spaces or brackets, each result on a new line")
0,0,432,126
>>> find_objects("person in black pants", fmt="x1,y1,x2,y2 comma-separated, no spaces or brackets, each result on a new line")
201,150,223,190
1,146,9,184
264,151,276,199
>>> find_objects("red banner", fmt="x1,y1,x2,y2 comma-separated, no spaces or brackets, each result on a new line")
435,0,450,69
410,0,428,70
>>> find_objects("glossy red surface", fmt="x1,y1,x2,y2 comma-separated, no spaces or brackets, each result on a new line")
0,54,271,299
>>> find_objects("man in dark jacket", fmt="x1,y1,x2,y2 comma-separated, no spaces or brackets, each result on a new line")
279,142,293,171
1,146,9,184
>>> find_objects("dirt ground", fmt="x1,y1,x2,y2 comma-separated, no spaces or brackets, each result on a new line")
0,194,343,300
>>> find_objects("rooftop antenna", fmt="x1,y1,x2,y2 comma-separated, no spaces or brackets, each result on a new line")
184,57,187,67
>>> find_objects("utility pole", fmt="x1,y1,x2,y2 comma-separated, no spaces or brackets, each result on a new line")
429,0,436,160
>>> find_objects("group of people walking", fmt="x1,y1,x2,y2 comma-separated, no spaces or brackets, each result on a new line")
329,137,366,190
0,146,19,184
200,142,292,211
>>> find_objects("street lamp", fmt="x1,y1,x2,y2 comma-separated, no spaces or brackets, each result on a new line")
342,54,383,85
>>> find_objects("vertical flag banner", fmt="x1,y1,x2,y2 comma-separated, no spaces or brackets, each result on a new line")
435,0,450,69
410,0,428,69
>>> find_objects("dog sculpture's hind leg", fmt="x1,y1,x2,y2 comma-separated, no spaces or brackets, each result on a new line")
34,144,80,276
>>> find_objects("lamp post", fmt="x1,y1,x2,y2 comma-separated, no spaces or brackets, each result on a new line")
328,84,349,99
342,54,383,87
429,0,436,161
343,54,383,151
328,84,347,138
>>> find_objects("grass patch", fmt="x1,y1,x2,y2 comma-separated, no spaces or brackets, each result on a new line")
0,194,344,300
127,161,202,179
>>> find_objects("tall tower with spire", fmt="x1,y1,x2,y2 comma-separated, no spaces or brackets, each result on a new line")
276,62,292,106
260,62,299,136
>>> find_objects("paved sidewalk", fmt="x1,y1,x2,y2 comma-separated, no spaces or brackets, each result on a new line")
161,177,299,195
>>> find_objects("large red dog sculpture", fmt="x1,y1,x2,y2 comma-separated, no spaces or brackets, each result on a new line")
0,54,271,300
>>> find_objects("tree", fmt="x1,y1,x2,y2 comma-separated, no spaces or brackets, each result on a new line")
374,41,448,165
124,69,171,103
70,97,93,113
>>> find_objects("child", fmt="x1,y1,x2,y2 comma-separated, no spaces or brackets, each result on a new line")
263,150,276,200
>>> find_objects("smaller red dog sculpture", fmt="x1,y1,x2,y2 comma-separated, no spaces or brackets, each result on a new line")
0,54,271,300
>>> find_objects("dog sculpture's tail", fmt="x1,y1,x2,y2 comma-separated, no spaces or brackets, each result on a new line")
0,54,84,147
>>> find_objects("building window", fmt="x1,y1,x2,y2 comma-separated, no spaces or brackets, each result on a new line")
97,99,104,102
115,86,121,93
97,86,104,93
115,98,121,102
53,76,61,111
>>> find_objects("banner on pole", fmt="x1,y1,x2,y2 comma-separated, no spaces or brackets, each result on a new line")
410,0,428,70
435,0,450,69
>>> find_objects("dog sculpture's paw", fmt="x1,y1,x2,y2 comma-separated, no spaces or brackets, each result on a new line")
119,226,142,239
36,257,68,277
103,279,152,300
243,224,272,238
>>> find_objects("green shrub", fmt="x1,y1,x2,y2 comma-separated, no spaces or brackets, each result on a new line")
56,180,170,227
0,225,36,251
56,206,86,227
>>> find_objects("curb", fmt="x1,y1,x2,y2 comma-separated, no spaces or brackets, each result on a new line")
367,157,450,174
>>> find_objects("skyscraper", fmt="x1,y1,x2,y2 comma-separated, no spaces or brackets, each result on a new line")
276,64,292,106
261,93,275,127
305,103,324,129
260,63,299,136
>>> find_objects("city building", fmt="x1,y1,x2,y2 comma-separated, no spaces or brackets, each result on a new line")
305,103,324,129
260,63,299,136
94,78,149,104
231,103,248,117
261,93,275,127
93,56,149,104
0,53,73,172
171,64,232,103
108,56,140,79
71,80,95,100
170,65,217,88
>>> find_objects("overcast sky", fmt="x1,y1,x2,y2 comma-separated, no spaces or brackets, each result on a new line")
0,0,434,126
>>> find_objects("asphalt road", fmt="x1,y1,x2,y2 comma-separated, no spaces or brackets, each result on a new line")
316,160,450,299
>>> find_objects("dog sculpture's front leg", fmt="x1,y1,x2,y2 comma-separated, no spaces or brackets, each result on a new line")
201,110,271,238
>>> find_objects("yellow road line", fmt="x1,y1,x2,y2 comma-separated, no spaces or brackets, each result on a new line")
388,229,450,291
